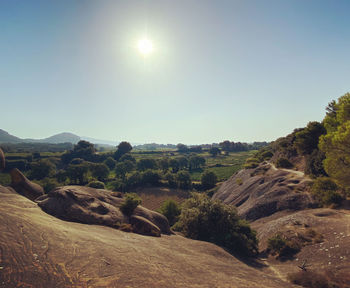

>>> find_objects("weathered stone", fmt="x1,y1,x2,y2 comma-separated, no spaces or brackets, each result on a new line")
36,185,171,235
10,168,44,201
130,215,161,237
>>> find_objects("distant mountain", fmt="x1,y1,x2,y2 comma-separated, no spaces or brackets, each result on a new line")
81,136,118,146
0,129,22,143
41,132,81,144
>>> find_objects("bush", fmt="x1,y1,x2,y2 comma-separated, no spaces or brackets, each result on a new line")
38,178,60,193
120,193,142,216
158,199,181,226
236,178,243,185
267,233,301,258
173,193,258,256
87,181,105,189
311,177,343,206
243,157,260,169
201,171,218,190
275,157,293,168
90,163,110,181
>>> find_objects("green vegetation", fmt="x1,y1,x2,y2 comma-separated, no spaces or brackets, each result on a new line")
311,177,343,207
120,193,142,216
87,181,106,189
201,171,218,190
267,233,301,258
173,193,258,256
158,199,181,226
275,157,293,168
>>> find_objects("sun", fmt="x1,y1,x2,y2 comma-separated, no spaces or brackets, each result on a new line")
137,38,153,55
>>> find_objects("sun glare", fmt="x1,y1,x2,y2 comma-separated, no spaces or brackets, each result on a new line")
137,38,153,55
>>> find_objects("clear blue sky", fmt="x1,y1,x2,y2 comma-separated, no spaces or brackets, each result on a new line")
1,0,349,144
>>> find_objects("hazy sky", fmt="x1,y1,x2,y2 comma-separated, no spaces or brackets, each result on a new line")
1,0,350,144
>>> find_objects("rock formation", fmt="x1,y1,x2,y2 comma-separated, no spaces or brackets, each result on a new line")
10,168,45,201
36,185,171,236
213,162,315,220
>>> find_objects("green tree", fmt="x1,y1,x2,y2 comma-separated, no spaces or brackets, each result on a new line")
177,156,188,170
159,158,169,173
90,163,110,181
169,158,179,173
294,121,326,155
201,171,218,190
137,158,158,171
320,93,350,188
177,143,189,153
66,163,89,184
176,171,191,189
30,159,56,180
209,147,221,157
104,157,116,170
311,177,343,206
114,141,132,160
189,155,205,171
61,140,96,164
158,199,181,226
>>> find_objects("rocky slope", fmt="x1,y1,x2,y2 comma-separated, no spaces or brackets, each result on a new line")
212,162,315,220
0,186,295,288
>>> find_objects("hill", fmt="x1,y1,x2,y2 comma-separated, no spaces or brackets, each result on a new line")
0,129,22,143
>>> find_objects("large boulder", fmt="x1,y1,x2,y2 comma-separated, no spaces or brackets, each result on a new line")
213,162,315,221
36,186,171,235
10,168,44,201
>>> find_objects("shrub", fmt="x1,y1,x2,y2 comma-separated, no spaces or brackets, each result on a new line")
267,233,301,258
243,157,260,169
120,193,142,216
38,178,60,193
275,157,293,168
173,193,258,256
201,171,218,190
261,150,273,160
311,177,343,206
158,199,181,226
87,181,105,189
236,178,243,185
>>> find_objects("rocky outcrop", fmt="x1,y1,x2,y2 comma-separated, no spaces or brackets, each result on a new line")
0,147,5,171
213,162,315,221
36,185,171,235
10,168,44,201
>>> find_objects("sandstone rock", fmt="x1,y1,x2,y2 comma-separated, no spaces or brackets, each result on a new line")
10,168,44,201
213,162,315,221
130,215,161,237
36,186,170,235
0,147,5,171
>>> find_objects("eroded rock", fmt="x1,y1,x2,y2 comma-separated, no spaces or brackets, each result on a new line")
130,215,161,237
36,185,171,235
213,162,315,220
10,168,44,201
